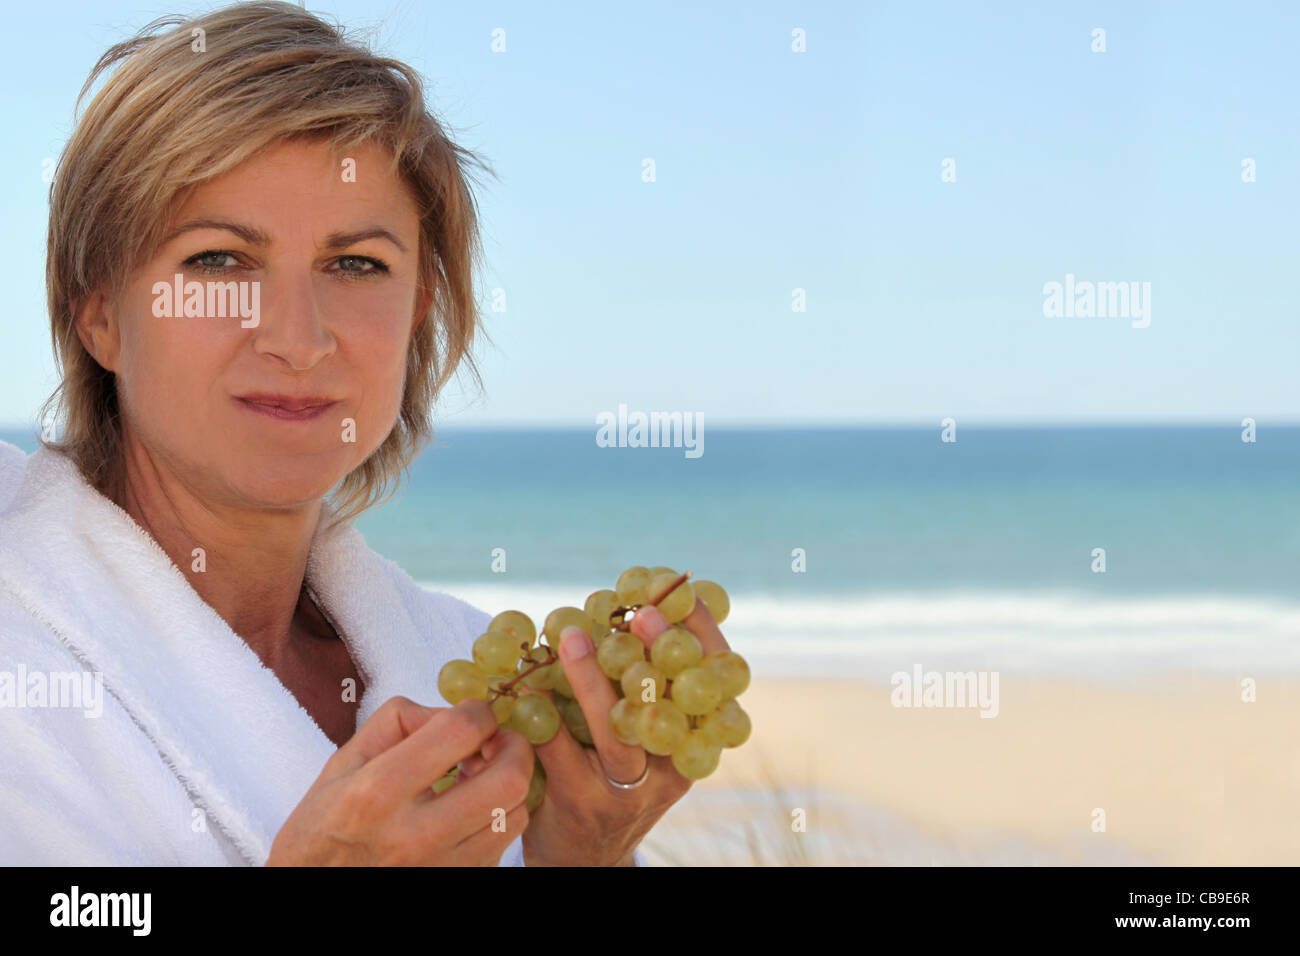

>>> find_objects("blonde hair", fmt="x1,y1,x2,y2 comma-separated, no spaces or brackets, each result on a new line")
41,0,492,526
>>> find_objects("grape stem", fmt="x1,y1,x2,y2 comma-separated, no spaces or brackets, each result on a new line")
490,642,558,699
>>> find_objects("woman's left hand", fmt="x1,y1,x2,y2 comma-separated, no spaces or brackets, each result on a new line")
519,598,730,866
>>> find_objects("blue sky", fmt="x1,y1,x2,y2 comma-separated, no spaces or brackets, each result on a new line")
1,0,1296,429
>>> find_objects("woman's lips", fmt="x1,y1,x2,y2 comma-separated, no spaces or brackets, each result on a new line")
236,397,337,422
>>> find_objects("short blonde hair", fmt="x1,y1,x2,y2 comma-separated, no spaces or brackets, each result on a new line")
41,0,492,526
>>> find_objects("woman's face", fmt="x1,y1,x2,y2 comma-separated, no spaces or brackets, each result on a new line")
91,138,429,510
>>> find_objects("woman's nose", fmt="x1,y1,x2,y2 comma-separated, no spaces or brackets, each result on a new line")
249,272,335,371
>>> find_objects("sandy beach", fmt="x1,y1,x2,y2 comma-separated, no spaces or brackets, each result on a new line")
640,675,1300,866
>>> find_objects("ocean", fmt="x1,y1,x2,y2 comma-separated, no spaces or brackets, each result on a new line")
4,425,1297,677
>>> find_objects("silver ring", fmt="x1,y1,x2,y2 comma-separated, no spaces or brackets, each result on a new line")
604,764,650,791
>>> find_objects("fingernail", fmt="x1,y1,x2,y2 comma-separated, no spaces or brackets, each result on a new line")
635,604,669,634
560,626,592,660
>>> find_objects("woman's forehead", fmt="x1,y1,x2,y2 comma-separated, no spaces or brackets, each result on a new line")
183,139,406,197
165,141,420,238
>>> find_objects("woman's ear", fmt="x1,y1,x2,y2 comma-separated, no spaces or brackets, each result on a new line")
74,290,121,372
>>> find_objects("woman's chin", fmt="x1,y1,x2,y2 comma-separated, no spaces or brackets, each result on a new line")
223,462,351,510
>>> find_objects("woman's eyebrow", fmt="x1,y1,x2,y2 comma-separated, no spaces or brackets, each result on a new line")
323,227,408,253
163,218,272,246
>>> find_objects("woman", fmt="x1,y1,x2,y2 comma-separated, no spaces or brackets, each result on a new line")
0,2,723,865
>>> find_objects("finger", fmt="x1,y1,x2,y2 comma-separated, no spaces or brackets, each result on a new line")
364,699,499,803
458,755,486,780
451,802,531,863
558,626,647,785
328,696,445,777
527,683,596,784
518,676,609,788
632,600,729,657
679,598,731,655
458,727,521,782
628,604,671,652
481,726,521,761
419,722,534,844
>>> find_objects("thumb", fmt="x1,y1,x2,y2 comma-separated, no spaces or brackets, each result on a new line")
329,695,446,776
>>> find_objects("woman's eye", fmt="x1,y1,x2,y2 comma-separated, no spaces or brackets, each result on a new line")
186,251,237,270
334,255,384,275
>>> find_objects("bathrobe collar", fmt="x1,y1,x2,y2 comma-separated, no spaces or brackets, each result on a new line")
0,444,458,864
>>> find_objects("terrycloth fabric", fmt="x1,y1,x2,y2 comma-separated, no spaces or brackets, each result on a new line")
0,438,527,866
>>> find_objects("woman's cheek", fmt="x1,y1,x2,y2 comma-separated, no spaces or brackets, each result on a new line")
115,306,182,421
339,292,416,435
116,302,207,434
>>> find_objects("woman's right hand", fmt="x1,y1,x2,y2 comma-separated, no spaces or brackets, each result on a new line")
266,696,534,865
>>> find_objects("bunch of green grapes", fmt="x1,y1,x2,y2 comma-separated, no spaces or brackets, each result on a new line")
433,567,749,813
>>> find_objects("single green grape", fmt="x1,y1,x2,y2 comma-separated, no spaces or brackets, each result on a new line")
488,610,536,648
648,572,695,623
620,660,666,704
473,629,527,676
691,580,730,625
597,631,646,681
609,698,641,745
699,698,751,748
543,606,597,645
584,589,619,635
438,659,489,705
509,693,561,744
635,699,689,756
525,762,547,814
670,729,722,780
650,627,703,679
559,696,594,746
615,566,652,606
702,651,750,699
647,565,677,577
517,646,555,691
670,666,723,715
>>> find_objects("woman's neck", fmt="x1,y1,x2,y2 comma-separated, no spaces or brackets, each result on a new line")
113,428,322,671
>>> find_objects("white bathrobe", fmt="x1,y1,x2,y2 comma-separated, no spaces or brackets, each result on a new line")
0,438,531,866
